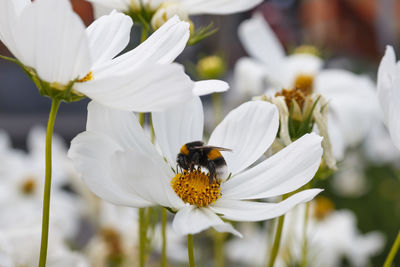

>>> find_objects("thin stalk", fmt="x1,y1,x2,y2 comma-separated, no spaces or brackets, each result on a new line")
161,208,167,267
300,202,310,267
383,230,400,267
38,98,61,267
213,231,225,267
187,234,196,267
139,208,147,267
211,93,223,127
267,215,285,267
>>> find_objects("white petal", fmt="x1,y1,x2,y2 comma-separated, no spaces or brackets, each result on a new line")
183,0,262,15
76,63,194,112
238,13,285,67
387,68,400,150
377,45,397,123
0,0,30,60
172,206,242,237
234,57,267,96
193,80,229,96
283,53,323,88
111,150,185,209
208,101,279,175
152,96,204,167
68,131,152,207
221,133,323,200
210,189,322,221
86,10,132,68
92,16,189,76
315,69,380,147
87,0,130,12
15,0,91,84
86,101,162,161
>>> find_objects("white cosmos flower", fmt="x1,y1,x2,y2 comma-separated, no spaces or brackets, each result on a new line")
237,13,380,160
0,128,82,239
377,45,400,150
0,0,227,110
0,225,89,267
90,0,263,18
69,97,323,237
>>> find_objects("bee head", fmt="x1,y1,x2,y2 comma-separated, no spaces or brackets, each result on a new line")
177,153,189,170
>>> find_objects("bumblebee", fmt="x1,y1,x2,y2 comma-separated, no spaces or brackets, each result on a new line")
176,141,232,183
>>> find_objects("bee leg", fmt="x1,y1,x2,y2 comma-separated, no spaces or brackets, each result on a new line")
207,161,216,184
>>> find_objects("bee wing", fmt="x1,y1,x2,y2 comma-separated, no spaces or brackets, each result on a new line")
193,145,233,152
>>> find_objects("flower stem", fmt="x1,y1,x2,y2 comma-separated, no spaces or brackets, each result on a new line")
161,208,167,267
267,215,285,267
213,231,225,267
38,98,61,267
139,208,147,267
300,202,310,267
211,93,223,127
187,234,196,267
383,230,400,267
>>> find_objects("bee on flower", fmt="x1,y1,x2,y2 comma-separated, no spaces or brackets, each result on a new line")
69,96,324,238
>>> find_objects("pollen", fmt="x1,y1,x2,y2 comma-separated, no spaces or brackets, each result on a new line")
294,74,314,96
276,88,306,109
77,71,93,83
171,170,221,207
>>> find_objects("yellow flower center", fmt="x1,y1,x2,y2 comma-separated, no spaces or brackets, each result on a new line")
275,74,315,110
294,74,314,95
20,177,36,195
171,170,221,207
77,71,93,83
313,196,335,220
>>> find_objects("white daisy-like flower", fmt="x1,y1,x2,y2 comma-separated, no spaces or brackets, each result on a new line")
236,13,380,161
226,204,385,267
69,97,323,237
0,128,82,239
377,45,400,150
90,0,263,22
0,0,227,110
0,225,89,267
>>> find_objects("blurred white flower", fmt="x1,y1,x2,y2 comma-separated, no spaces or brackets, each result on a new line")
0,225,89,267
0,128,82,239
237,13,380,161
69,97,323,237
226,203,385,267
377,45,400,150
89,0,263,20
0,0,227,109
364,122,400,165
85,201,138,267
331,152,368,197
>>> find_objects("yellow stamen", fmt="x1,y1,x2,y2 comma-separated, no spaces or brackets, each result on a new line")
275,88,306,109
77,71,93,83
20,177,36,195
294,74,314,95
171,170,221,207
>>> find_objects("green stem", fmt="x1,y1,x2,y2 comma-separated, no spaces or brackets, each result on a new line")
213,231,225,267
383,230,400,267
0,54,18,64
211,93,223,128
38,98,61,267
139,208,147,267
267,215,285,267
187,234,196,267
161,208,167,267
300,202,310,267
